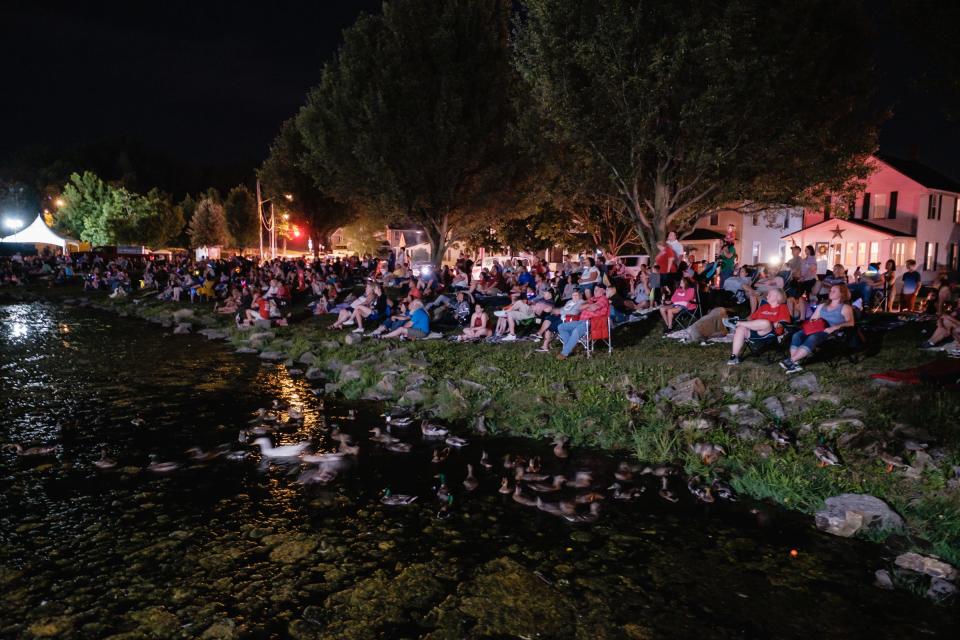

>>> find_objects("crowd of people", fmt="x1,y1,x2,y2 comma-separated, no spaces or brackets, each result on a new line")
1,237,958,368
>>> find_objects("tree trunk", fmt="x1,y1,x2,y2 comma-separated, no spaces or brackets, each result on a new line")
424,211,450,268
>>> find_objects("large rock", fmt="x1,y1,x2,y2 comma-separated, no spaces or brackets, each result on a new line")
818,417,866,435
305,367,325,381
200,329,229,340
235,347,258,354
259,351,285,361
344,332,362,345
814,493,903,537
172,308,195,322
656,376,706,407
927,578,958,602
789,372,820,393
721,404,767,429
248,331,275,348
895,552,958,581
173,322,192,334
297,351,316,365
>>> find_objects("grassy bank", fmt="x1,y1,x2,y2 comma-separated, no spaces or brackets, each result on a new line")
7,285,960,569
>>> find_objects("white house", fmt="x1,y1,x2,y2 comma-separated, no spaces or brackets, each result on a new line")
784,154,960,282
690,207,803,265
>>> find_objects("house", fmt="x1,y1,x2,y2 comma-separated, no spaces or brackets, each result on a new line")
689,207,803,265
783,154,960,283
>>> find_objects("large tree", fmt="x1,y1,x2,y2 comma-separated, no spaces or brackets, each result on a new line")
515,0,883,253
259,118,353,257
188,197,229,248
223,185,259,252
297,0,530,266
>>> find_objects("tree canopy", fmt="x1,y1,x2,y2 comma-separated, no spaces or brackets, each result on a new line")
297,0,531,266
515,0,884,252
223,185,258,251
187,197,229,248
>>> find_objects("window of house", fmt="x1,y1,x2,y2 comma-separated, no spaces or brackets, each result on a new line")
948,243,958,271
782,215,790,230
888,191,898,219
846,242,856,267
928,195,939,220
891,241,906,268
871,193,887,219
869,241,879,264
857,242,867,268
709,213,719,226
955,198,960,224
752,241,761,263
924,242,938,270
751,214,759,226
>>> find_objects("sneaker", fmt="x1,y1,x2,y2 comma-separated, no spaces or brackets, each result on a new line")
784,361,804,374
721,317,739,331
918,341,936,350
726,355,741,366
351,327,363,333
502,334,517,342
778,358,793,371
343,319,355,326
948,349,960,358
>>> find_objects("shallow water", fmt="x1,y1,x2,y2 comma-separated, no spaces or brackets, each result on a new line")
0,301,955,639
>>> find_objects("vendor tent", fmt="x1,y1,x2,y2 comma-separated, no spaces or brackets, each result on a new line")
0,214,74,251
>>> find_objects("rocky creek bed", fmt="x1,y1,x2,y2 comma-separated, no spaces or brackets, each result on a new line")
1,292,958,638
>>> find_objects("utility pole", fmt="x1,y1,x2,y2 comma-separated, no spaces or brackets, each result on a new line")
256,179,264,261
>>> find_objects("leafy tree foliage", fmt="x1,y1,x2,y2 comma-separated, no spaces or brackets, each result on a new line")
259,118,354,256
224,185,259,251
187,197,229,248
297,0,530,266
515,0,883,252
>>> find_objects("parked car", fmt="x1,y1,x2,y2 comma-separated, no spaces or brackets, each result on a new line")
614,254,649,278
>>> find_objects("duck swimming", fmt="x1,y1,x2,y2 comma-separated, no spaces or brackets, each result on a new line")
4,443,58,457
462,464,479,491
552,436,569,459
687,476,715,503
445,436,469,448
566,471,593,489
298,467,338,485
369,427,399,444
514,467,550,482
130,417,146,427
185,447,223,462
512,485,539,507
94,449,117,470
287,407,304,421
479,450,493,470
147,454,181,474
421,422,449,438
527,475,567,493
608,482,644,500
498,478,512,494
657,476,678,503
711,478,737,501
432,447,451,464
385,441,413,454
614,461,638,482
251,437,310,459
301,451,349,464
380,490,418,506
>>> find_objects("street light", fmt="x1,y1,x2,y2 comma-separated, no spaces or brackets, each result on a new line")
53,197,66,208
3,217,24,231
255,181,294,260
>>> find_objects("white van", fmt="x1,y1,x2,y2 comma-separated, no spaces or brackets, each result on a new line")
614,254,649,278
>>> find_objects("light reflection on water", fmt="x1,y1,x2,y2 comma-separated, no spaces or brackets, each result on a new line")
0,301,956,639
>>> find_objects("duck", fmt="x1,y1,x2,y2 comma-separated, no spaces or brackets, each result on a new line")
552,436,569,459
614,461,639,482
445,436,469,448
3,443,58,457
421,421,449,438
658,476,678,503
185,447,224,462
251,437,310,459
380,490,417,506
369,427,399,444
498,478,512,494
225,451,250,462
566,502,602,523
298,467,338,485
253,408,279,423
687,476,715,503
271,399,289,411
640,463,677,478
711,478,737,501
690,443,725,465
535,496,565,516
435,474,451,502
626,385,645,410
130,417,146,427
878,451,909,473
514,467,550,482
246,424,275,437
502,454,521,470
339,441,360,456
512,485,539,507
301,451,349,464
462,464,479,491
526,456,542,474
566,471,593,489
574,491,606,504
432,447,451,464
527,475,567,493
814,444,841,467
479,450,493,470
287,407,304,421
608,482,644,500
386,415,413,427
94,449,117,470
768,428,796,448
146,454,181,474
385,441,413,454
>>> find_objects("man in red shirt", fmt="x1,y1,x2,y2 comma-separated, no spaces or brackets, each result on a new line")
556,287,610,359
728,288,791,365
654,241,678,294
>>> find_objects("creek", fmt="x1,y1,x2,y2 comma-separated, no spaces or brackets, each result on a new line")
0,301,955,638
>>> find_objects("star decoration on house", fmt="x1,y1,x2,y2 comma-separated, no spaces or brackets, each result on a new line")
830,224,845,239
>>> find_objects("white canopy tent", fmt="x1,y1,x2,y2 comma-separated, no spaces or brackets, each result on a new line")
0,214,74,251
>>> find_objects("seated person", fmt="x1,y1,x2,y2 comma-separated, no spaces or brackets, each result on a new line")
659,277,697,330
822,264,848,288
382,299,430,340
458,304,492,341
606,285,632,324
849,263,882,307
243,291,271,326
919,305,960,349
780,284,855,374
556,287,610,359
900,259,921,312
727,288,792,364
493,292,534,341
331,284,374,329
742,267,785,314
348,284,387,333
370,300,409,336
631,271,653,311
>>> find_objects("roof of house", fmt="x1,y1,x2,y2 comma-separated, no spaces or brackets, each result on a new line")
875,153,960,193
782,217,914,239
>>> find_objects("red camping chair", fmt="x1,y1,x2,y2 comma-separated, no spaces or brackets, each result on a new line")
579,314,613,357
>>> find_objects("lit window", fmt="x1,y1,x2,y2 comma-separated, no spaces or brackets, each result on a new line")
928,195,939,220
871,193,887,219
924,242,938,270
869,241,879,264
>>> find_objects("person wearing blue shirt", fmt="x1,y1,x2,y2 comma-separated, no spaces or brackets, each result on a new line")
517,267,535,289
382,299,430,340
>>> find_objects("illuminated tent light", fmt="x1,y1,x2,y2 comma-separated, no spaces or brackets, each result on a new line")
3,217,24,230
0,214,72,249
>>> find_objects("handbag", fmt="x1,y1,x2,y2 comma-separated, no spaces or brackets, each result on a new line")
801,318,827,335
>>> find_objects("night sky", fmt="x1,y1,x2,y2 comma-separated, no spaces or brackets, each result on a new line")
1,1,959,195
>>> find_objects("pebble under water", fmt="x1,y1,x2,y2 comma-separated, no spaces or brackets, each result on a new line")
0,301,956,639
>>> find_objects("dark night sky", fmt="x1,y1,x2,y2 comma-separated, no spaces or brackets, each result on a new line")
2,1,959,194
